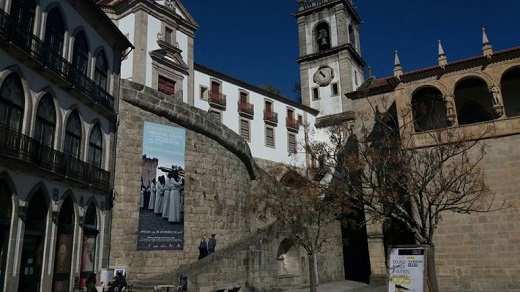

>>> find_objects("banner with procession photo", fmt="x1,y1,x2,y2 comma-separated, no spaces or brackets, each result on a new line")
137,121,186,250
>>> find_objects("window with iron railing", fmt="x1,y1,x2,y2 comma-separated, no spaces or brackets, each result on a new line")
95,51,108,90
34,94,56,147
0,74,24,131
88,125,103,168
64,111,82,160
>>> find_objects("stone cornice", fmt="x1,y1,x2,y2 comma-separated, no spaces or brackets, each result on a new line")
120,80,257,180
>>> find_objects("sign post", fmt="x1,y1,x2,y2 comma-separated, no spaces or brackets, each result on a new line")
388,247,425,292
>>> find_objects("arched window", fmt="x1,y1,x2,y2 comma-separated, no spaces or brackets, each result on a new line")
412,87,448,132
10,0,36,36
501,68,520,118
34,94,56,147
73,32,89,77
44,8,65,65
348,24,356,48
64,111,82,159
455,78,494,125
88,125,102,168
315,22,331,52
94,51,108,90
0,74,24,131
79,202,98,289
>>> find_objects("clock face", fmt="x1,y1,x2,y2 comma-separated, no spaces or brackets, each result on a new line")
313,66,334,86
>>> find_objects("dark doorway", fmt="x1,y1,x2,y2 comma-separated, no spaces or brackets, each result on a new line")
52,196,75,291
341,210,371,284
19,191,48,292
0,181,13,292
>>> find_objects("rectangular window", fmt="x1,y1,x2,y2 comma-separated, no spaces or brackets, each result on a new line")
165,27,173,44
240,91,248,103
200,86,208,100
265,126,275,147
312,87,319,100
331,82,339,96
297,114,303,125
208,110,221,123
265,100,273,112
158,75,175,95
240,118,250,140
288,133,296,154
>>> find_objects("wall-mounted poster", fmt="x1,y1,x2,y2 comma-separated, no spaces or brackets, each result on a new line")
388,247,425,292
137,121,186,250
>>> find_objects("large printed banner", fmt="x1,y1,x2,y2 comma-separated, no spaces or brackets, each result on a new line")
137,121,186,250
388,247,425,292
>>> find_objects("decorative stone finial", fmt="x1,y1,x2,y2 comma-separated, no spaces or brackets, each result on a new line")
438,40,448,68
482,27,493,58
393,50,403,78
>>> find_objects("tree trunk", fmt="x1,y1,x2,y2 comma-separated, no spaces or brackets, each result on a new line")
425,245,439,292
308,252,318,292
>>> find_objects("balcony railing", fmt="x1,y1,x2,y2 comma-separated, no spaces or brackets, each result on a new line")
263,110,278,125
0,126,110,190
0,10,115,112
238,101,254,117
208,90,226,108
286,117,300,132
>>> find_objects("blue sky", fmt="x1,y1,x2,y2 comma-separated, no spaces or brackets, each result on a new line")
183,0,520,101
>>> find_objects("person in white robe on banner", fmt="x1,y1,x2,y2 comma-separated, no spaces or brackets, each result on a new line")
168,168,183,223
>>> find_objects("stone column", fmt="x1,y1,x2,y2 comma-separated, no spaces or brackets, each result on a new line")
366,222,386,282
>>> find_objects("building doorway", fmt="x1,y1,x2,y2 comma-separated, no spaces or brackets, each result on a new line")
19,191,48,292
341,210,371,284
0,181,13,292
52,196,75,291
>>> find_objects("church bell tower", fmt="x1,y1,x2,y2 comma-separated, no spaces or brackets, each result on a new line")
295,0,365,117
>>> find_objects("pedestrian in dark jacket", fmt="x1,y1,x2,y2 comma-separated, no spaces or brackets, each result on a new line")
198,236,208,259
208,234,216,255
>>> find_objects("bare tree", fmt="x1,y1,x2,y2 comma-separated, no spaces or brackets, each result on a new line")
248,166,342,292
307,99,511,291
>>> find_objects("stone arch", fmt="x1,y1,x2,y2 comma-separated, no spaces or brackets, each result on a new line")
276,238,299,276
314,21,331,52
500,66,520,117
120,80,257,179
411,86,448,132
24,181,51,204
0,65,33,135
454,77,494,125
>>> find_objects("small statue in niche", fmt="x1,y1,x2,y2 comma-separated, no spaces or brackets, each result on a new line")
489,84,502,106
156,31,162,40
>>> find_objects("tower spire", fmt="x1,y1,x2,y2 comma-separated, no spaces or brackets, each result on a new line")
393,50,403,78
438,40,448,68
482,27,493,58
